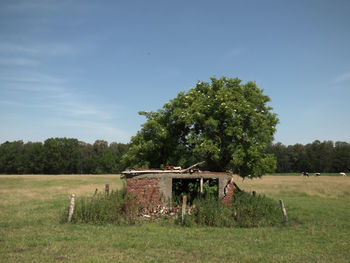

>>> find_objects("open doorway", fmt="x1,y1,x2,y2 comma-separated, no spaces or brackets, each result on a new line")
172,178,219,205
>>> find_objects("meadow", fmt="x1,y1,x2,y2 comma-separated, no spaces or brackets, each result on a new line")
0,174,349,262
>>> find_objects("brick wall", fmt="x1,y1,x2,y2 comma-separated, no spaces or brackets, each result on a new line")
126,178,163,213
221,180,235,205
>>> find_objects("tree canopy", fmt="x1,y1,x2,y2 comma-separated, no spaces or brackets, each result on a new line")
123,77,279,178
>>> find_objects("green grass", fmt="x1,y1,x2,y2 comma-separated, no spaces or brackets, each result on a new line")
1,174,350,262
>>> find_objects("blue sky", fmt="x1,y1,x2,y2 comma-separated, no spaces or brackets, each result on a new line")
0,0,349,145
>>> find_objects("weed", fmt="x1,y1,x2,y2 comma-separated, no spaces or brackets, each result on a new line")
177,190,282,227
61,186,132,225
231,190,282,227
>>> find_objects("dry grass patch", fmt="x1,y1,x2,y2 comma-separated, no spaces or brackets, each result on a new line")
0,173,121,181
0,174,123,205
233,175,350,199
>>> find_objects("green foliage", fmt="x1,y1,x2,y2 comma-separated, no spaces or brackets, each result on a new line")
23,142,45,173
44,138,81,174
177,191,282,228
0,141,26,174
172,179,218,205
123,77,279,178
0,138,129,174
267,140,350,173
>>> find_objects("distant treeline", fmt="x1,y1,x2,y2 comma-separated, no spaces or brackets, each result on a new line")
267,140,350,173
0,138,349,174
0,138,129,174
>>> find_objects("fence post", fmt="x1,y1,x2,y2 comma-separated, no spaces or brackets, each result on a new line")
105,184,109,197
68,194,75,223
182,195,187,223
91,188,98,202
279,199,288,223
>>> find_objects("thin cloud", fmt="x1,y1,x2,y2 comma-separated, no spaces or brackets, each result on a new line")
0,57,39,66
57,100,112,120
5,83,62,92
0,100,18,106
0,71,65,84
0,43,36,54
225,48,242,58
0,99,52,109
1,70,112,121
46,43,78,56
0,42,78,56
2,0,64,13
219,48,244,63
52,119,131,143
334,72,350,83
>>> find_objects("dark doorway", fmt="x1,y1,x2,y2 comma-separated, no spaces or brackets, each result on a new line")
172,178,218,205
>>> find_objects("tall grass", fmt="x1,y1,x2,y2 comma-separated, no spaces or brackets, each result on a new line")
61,186,136,225
231,191,282,227
63,182,283,228
179,190,283,227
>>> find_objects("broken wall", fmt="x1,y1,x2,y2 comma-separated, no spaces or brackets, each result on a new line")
125,172,235,213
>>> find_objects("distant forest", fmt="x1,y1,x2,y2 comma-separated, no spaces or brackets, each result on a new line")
267,140,350,173
0,138,129,174
0,138,349,174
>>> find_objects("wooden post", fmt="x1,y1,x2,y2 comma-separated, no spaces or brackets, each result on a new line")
68,194,75,223
182,195,187,223
105,184,109,197
279,199,288,223
200,178,203,197
91,188,98,202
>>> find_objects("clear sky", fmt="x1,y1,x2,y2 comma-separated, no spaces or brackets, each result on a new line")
0,0,349,145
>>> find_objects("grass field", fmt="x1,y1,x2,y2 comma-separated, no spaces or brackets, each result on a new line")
1,174,349,262
269,173,343,177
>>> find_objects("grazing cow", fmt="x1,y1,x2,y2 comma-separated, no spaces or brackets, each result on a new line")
340,172,347,177
315,173,321,176
302,172,309,177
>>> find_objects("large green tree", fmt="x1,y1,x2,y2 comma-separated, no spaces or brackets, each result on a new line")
123,77,279,178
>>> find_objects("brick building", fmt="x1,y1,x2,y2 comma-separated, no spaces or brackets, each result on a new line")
122,166,236,214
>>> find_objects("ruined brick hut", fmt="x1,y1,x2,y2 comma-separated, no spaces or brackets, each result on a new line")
122,163,236,213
